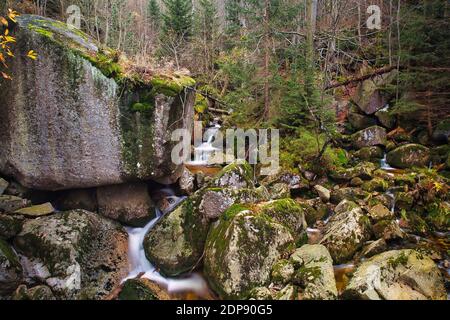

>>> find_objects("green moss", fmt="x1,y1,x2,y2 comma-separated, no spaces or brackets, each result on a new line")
0,238,21,268
223,204,250,221
150,75,195,97
194,93,209,113
131,102,154,112
119,279,157,300
387,251,409,269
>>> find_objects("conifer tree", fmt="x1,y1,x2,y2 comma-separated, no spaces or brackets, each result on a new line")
162,0,193,39
148,0,161,30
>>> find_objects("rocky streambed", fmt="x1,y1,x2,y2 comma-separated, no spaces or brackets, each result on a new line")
0,14,449,301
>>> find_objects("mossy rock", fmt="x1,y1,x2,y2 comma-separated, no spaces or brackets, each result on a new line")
13,210,129,299
209,161,254,189
330,187,370,205
386,144,430,169
271,259,295,285
353,146,384,161
0,213,24,240
319,200,371,264
348,112,377,131
375,109,396,129
290,244,337,300
351,126,387,150
256,199,307,241
0,239,23,295
144,186,268,276
0,195,31,212
150,74,196,97
118,279,158,300
362,177,389,192
329,162,376,182
343,250,446,300
204,206,294,299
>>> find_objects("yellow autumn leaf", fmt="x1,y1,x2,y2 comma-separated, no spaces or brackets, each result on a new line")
7,9,19,23
4,29,9,36
0,17,8,26
27,50,37,60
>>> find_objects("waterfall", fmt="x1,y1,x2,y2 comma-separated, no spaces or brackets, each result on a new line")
186,123,221,166
380,153,395,171
123,194,209,296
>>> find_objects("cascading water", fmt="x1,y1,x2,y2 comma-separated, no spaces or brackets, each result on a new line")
380,153,395,171
186,123,221,166
123,193,209,296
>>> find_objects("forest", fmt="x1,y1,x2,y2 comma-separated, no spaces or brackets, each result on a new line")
0,0,449,301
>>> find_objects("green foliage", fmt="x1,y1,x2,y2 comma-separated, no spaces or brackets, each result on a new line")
280,128,348,174
148,0,161,29
162,0,193,39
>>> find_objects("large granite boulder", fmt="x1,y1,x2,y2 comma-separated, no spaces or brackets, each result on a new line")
351,126,387,149
204,205,294,299
13,210,128,299
352,71,397,115
97,182,156,227
320,200,371,264
291,245,338,300
143,186,268,277
0,15,195,190
343,250,447,300
387,144,431,169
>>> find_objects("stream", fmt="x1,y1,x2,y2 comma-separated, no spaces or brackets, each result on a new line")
121,123,223,297
123,193,209,297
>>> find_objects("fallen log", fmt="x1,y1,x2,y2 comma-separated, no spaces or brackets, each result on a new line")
325,65,399,90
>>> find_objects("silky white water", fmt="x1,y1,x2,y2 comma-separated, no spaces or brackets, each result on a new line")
380,153,395,170
186,124,221,166
123,195,209,296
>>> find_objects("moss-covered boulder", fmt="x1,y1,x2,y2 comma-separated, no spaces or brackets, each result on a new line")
343,250,447,300
255,199,307,240
118,279,158,300
271,259,295,285
0,239,23,295
12,285,56,300
0,15,195,191
143,187,268,276
386,144,430,169
320,200,371,264
375,109,396,129
290,244,338,300
352,71,397,115
348,112,377,130
208,161,255,190
0,213,24,240
0,195,31,212
351,126,387,150
96,182,156,227
13,210,128,299
330,187,370,205
372,219,405,241
329,162,376,182
367,204,393,223
361,177,389,192
204,206,294,299
353,146,384,161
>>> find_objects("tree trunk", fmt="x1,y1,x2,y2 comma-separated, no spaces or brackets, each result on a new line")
262,0,271,120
